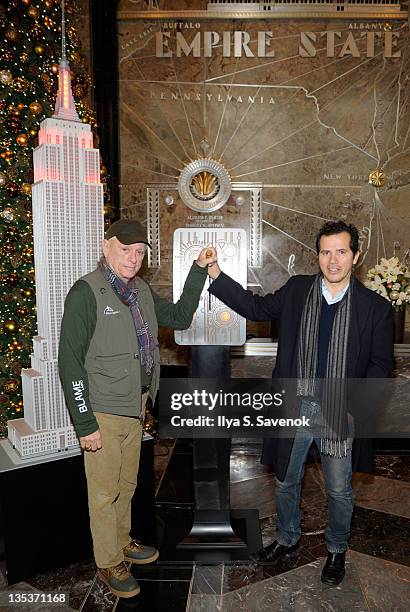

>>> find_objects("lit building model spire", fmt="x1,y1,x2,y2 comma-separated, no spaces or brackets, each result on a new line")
53,3,79,122
7,0,104,458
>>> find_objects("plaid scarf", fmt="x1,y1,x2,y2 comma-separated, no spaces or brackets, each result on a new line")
99,257,155,375
297,274,352,457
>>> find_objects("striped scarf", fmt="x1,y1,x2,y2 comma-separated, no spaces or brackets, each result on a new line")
99,257,155,375
297,274,352,457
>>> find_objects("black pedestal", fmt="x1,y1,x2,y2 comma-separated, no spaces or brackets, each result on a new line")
158,438,262,562
176,346,249,552
0,437,155,584
0,449,92,585
158,506,262,563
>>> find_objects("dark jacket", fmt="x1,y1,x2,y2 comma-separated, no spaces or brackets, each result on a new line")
208,273,394,480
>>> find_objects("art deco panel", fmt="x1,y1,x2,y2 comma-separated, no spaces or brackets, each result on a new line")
173,228,247,345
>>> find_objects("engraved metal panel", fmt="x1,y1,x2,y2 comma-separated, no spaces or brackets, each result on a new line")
249,188,262,268
147,188,160,268
173,228,247,346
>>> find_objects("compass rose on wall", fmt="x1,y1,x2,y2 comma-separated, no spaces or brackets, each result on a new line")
178,155,232,212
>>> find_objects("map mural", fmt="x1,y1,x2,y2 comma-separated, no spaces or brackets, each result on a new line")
117,0,409,351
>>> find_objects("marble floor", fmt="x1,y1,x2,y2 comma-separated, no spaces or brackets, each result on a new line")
0,445,409,611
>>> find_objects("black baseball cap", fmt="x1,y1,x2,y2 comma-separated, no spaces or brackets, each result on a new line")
106,219,151,247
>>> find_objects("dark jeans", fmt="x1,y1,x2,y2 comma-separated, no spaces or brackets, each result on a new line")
275,400,354,553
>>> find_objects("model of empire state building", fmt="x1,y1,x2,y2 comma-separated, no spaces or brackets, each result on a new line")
7,58,104,458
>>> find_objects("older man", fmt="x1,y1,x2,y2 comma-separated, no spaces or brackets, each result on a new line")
207,220,393,585
59,219,215,598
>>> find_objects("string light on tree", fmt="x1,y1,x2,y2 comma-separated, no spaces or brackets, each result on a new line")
0,0,108,435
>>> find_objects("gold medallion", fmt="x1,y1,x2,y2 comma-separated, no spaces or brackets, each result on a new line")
368,168,387,188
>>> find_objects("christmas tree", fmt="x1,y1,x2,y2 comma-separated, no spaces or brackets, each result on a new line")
0,0,104,436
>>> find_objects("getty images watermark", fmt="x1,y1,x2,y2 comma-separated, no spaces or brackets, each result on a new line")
169,388,309,430
159,378,410,439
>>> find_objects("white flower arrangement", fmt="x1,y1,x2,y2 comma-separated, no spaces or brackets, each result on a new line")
365,257,410,311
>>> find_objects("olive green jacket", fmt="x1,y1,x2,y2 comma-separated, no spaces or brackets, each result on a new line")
58,262,207,437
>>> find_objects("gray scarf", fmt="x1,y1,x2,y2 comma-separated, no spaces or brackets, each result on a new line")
297,274,352,457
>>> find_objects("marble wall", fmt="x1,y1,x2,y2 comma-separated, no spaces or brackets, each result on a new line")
116,2,409,354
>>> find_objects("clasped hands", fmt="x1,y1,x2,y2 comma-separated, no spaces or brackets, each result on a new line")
196,246,221,280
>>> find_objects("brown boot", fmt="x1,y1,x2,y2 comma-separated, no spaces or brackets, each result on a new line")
97,561,140,598
123,539,159,564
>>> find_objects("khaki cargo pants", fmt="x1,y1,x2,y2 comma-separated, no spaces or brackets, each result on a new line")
84,394,148,568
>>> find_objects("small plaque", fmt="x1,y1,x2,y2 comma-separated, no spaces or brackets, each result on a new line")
173,228,247,345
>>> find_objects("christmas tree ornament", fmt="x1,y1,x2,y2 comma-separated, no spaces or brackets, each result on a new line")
10,255,23,268
0,70,13,85
34,44,45,55
29,100,42,114
10,361,21,375
73,84,85,98
16,134,29,146
21,0,32,6
3,379,20,394
17,306,29,317
8,340,24,352
32,23,44,39
5,118,21,132
67,25,78,41
6,273,20,287
7,167,19,179
50,62,59,74
44,16,54,29
5,226,20,240
1,153,13,165
28,64,38,77
0,208,15,222
1,243,16,256
3,320,18,334
70,50,81,63
0,172,8,187
22,287,34,298
13,77,28,92
28,6,39,19
5,28,19,42
40,73,52,91
23,168,34,182
29,127,38,138
20,52,29,63
1,51,13,63
4,182,19,197
44,0,54,9
21,182,32,195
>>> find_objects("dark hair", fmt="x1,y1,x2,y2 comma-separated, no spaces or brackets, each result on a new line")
315,220,359,255
316,220,359,255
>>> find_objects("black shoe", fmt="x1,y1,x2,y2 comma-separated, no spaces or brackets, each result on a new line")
250,539,300,565
321,552,346,586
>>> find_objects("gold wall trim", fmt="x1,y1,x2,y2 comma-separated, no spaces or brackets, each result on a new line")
117,10,408,21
